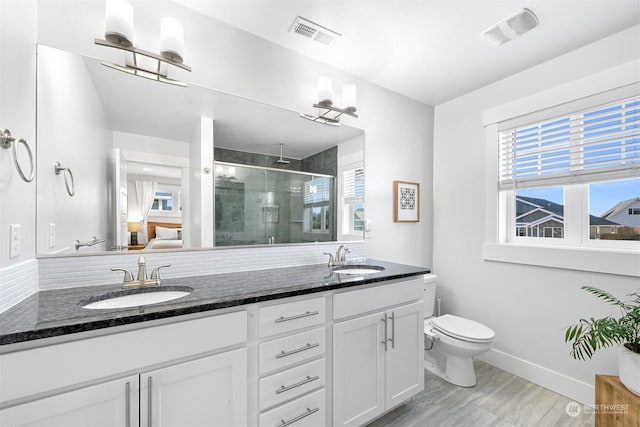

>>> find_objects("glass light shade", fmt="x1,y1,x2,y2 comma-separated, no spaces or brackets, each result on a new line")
342,83,357,111
317,75,333,106
160,17,184,63
105,0,134,47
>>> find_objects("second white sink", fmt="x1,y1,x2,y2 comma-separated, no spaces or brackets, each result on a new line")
332,265,386,275
81,287,193,310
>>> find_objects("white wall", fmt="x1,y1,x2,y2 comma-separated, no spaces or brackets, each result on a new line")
0,0,37,268
433,25,640,404
34,0,434,268
36,45,112,255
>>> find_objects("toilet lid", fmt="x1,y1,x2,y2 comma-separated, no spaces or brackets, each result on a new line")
430,314,495,342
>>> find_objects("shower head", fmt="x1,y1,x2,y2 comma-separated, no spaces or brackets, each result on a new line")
276,142,290,164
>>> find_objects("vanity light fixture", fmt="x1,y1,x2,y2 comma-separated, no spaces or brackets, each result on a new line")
481,8,539,46
300,76,358,126
96,0,191,87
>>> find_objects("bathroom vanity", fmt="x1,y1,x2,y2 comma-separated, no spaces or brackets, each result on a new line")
0,260,429,427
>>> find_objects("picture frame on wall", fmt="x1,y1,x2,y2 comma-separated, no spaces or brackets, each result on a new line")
394,180,420,222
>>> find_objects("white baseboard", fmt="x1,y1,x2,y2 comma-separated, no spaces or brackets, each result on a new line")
477,348,594,405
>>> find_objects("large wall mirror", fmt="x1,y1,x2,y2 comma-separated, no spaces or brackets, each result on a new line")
36,45,365,257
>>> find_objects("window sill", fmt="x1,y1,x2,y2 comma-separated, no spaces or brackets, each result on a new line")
483,243,640,277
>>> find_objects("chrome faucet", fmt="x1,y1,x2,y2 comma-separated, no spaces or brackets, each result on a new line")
335,244,350,264
324,244,350,268
111,255,171,288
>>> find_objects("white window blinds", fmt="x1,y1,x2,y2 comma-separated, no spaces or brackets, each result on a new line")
499,95,640,190
342,167,364,203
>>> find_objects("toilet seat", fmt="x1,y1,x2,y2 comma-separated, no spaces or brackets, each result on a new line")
428,314,494,343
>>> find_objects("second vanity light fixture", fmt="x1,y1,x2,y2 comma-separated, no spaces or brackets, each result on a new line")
95,0,191,86
300,76,358,126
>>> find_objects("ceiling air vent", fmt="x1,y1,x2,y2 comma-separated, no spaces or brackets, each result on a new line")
289,16,341,46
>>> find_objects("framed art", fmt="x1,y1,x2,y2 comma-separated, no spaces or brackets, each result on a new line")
394,180,420,222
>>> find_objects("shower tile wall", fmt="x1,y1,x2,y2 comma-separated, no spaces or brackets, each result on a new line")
214,147,338,245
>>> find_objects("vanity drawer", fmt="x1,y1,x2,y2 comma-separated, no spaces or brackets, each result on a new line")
333,277,423,320
259,296,326,338
259,358,325,410
259,388,325,427
259,327,325,374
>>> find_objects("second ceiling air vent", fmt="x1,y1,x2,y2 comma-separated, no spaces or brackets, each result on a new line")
289,16,341,46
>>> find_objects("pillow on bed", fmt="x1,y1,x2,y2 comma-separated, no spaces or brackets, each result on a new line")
155,226,181,240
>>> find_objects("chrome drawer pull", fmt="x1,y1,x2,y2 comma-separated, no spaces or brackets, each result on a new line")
275,375,320,394
275,310,319,323
278,407,320,427
276,342,320,359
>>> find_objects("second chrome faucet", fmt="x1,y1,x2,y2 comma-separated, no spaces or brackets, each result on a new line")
324,244,350,268
112,255,171,288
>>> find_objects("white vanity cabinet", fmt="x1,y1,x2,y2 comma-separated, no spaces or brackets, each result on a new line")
256,296,328,427
140,348,247,427
332,278,424,427
0,311,248,427
0,374,140,427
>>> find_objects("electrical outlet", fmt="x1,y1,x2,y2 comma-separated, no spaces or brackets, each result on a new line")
49,223,56,248
10,224,21,258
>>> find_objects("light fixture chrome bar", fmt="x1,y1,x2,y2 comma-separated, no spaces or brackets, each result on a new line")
313,102,358,119
95,38,191,71
299,113,342,127
100,61,187,87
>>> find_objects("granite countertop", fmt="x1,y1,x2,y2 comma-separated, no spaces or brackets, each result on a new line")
0,259,429,347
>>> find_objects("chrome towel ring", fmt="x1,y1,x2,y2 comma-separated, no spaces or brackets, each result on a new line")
0,128,34,183
54,162,75,197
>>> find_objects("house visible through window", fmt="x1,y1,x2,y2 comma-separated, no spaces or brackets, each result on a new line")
499,94,640,246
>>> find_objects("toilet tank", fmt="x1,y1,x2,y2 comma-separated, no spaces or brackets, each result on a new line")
423,274,437,317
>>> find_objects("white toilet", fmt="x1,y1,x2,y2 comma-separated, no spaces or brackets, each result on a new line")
423,274,495,387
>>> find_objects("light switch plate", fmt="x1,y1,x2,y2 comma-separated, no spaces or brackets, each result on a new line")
10,224,21,258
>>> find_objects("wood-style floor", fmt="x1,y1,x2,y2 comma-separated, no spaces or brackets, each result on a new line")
367,360,594,427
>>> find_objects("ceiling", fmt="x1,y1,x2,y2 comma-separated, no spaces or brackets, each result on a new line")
172,0,640,106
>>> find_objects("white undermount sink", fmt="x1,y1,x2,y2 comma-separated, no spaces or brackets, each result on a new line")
81,286,193,309
332,265,386,275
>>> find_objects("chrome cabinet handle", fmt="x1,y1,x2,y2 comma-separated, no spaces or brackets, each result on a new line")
275,310,319,323
275,375,320,395
389,311,395,349
380,313,388,351
125,381,131,427
276,342,319,359
278,407,320,427
147,376,153,427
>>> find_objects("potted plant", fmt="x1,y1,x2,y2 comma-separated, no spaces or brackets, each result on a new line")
565,285,640,396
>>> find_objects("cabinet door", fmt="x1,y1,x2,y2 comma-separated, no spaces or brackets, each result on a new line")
385,301,424,408
140,347,247,427
0,375,139,427
333,311,386,427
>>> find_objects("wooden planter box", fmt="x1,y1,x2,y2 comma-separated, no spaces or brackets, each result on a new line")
595,374,640,427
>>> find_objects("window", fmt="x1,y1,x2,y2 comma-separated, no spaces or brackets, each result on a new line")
150,186,182,216
303,176,333,234
498,94,640,248
341,166,365,237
